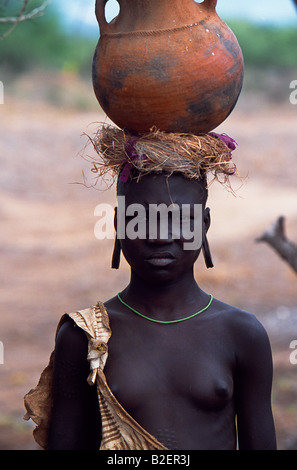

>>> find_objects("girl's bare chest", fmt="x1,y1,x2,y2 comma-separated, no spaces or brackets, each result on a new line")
104,322,235,413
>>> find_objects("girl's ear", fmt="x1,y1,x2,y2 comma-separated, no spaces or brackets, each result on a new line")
202,207,214,269
112,207,121,269
114,206,118,231
204,206,211,233
111,236,121,269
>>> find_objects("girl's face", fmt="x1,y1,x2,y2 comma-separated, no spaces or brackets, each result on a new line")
117,173,209,285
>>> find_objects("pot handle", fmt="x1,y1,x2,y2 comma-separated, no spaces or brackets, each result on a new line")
95,0,110,35
203,0,217,10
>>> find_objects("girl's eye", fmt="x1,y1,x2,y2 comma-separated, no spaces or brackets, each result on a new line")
180,215,194,222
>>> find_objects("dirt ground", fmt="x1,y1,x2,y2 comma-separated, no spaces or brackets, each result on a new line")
0,71,297,450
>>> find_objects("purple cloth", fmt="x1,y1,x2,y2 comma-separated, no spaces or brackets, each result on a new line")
209,132,238,151
120,138,146,182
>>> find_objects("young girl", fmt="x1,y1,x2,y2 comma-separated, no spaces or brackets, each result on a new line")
24,128,276,450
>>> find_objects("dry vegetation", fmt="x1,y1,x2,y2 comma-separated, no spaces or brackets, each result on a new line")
0,70,297,449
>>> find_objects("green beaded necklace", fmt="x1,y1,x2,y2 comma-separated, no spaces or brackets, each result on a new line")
117,292,213,324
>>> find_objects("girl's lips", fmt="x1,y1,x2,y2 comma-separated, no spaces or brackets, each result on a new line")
145,252,176,267
145,258,175,267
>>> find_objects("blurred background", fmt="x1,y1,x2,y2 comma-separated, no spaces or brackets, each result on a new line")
0,0,297,450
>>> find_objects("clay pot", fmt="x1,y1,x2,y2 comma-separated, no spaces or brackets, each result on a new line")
92,0,244,134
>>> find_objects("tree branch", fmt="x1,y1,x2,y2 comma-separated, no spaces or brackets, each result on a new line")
0,1,49,23
0,0,50,40
256,216,297,274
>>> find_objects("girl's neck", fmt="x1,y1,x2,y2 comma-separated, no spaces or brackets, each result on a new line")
121,269,207,321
